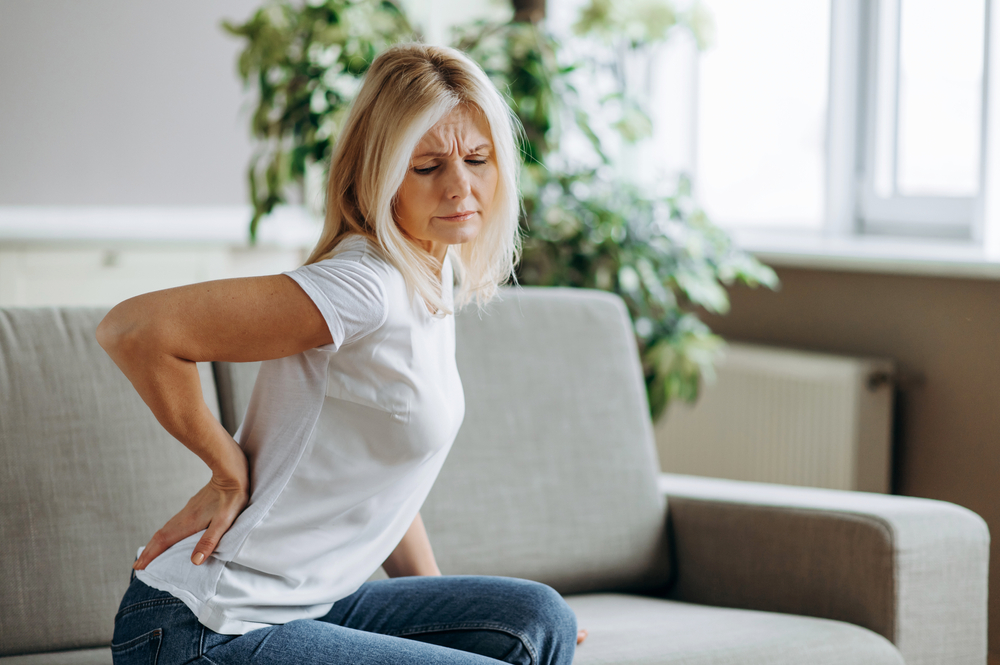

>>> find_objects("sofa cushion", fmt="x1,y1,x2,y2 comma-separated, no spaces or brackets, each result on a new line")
0,308,216,657
567,594,905,665
422,288,670,593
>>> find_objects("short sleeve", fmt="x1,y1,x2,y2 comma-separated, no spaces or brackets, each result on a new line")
282,254,388,351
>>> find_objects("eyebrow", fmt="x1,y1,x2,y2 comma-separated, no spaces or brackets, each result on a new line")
412,143,492,159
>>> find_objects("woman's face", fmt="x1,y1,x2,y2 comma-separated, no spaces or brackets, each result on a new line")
394,104,498,265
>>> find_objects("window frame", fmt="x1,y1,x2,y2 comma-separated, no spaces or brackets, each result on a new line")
833,0,992,241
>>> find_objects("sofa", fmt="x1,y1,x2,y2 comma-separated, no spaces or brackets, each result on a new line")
0,288,989,664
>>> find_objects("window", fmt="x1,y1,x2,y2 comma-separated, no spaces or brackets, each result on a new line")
695,0,830,231
859,0,988,238
695,0,991,241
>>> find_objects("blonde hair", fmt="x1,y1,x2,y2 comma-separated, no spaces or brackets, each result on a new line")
304,43,522,315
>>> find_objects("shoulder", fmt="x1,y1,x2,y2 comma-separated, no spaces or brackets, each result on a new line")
301,236,386,284
283,236,395,346
317,235,396,280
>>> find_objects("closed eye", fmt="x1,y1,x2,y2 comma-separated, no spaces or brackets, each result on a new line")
414,165,438,175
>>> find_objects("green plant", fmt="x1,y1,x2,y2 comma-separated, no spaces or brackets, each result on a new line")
453,3,777,418
222,0,412,240
518,171,776,418
225,0,778,420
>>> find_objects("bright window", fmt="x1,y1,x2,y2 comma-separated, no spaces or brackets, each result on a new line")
546,0,995,244
860,0,988,238
687,0,990,241
695,0,830,230
895,0,985,197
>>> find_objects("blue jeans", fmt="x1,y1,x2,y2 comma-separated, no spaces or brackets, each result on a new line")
111,572,578,665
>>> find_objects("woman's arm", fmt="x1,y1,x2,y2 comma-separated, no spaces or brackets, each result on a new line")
97,275,333,569
382,513,442,577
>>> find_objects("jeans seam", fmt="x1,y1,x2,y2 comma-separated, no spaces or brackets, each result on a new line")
114,597,185,622
152,630,163,665
388,621,538,665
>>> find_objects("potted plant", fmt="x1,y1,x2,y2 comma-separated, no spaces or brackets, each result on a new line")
223,0,777,419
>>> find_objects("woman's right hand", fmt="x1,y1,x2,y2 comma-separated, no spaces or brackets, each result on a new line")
133,447,250,571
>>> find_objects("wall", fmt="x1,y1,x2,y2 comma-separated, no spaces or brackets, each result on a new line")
0,0,498,209
0,0,259,206
693,265,1000,657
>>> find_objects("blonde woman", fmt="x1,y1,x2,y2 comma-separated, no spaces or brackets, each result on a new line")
99,43,582,665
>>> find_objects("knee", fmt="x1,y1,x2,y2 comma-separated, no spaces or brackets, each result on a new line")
503,579,577,665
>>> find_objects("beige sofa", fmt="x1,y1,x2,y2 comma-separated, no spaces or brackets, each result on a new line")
0,288,989,664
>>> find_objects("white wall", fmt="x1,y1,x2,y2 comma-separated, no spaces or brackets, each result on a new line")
0,0,260,206
0,0,500,209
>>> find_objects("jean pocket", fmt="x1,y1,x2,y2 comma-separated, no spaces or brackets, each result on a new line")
111,628,162,665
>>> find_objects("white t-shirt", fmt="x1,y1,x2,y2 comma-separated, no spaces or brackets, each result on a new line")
136,234,466,635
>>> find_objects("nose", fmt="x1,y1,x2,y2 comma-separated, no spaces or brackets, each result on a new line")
444,161,472,200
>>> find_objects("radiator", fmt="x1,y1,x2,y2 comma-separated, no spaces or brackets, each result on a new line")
654,343,895,493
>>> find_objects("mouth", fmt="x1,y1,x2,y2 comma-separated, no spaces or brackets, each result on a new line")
437,211,476,221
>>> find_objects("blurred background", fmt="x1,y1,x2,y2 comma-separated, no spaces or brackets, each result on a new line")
2,0,999,660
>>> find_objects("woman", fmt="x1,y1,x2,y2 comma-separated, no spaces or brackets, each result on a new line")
99,43,583,664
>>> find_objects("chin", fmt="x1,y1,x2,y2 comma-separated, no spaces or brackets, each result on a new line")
437,221,482,246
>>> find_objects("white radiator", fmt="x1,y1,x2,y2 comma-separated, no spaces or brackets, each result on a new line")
655,343,895,493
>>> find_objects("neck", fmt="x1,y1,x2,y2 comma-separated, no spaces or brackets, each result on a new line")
416,240,447,276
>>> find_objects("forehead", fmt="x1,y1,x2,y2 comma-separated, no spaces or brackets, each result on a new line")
413,104,493,155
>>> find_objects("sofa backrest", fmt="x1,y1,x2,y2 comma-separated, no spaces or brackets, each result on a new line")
0,308,216,657
216,288,671,594
425,288,671,593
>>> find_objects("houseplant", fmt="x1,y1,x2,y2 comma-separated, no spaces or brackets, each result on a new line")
223,0,777,419
451,1,777,417
221,0,412,239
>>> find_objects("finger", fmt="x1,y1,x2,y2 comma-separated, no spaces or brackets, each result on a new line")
133,539,154,571
134,527,177,571
577,628,588,645
191,516,231,565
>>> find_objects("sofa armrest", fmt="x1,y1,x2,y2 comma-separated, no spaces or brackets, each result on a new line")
659,473,989,665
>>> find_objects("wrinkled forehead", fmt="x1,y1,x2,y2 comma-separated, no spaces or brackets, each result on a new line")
412,104,493,157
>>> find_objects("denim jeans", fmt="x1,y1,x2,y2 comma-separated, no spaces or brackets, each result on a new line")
111,572,578,665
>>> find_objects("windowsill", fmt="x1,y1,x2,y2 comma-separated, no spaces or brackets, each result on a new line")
0,205,323,249
4,206,1000,280
728,228,1000,281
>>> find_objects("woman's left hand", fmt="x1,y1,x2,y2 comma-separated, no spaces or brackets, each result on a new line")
577,628,588,645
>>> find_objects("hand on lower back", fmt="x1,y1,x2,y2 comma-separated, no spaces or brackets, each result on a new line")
133,453,249,571
577,629,588,645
